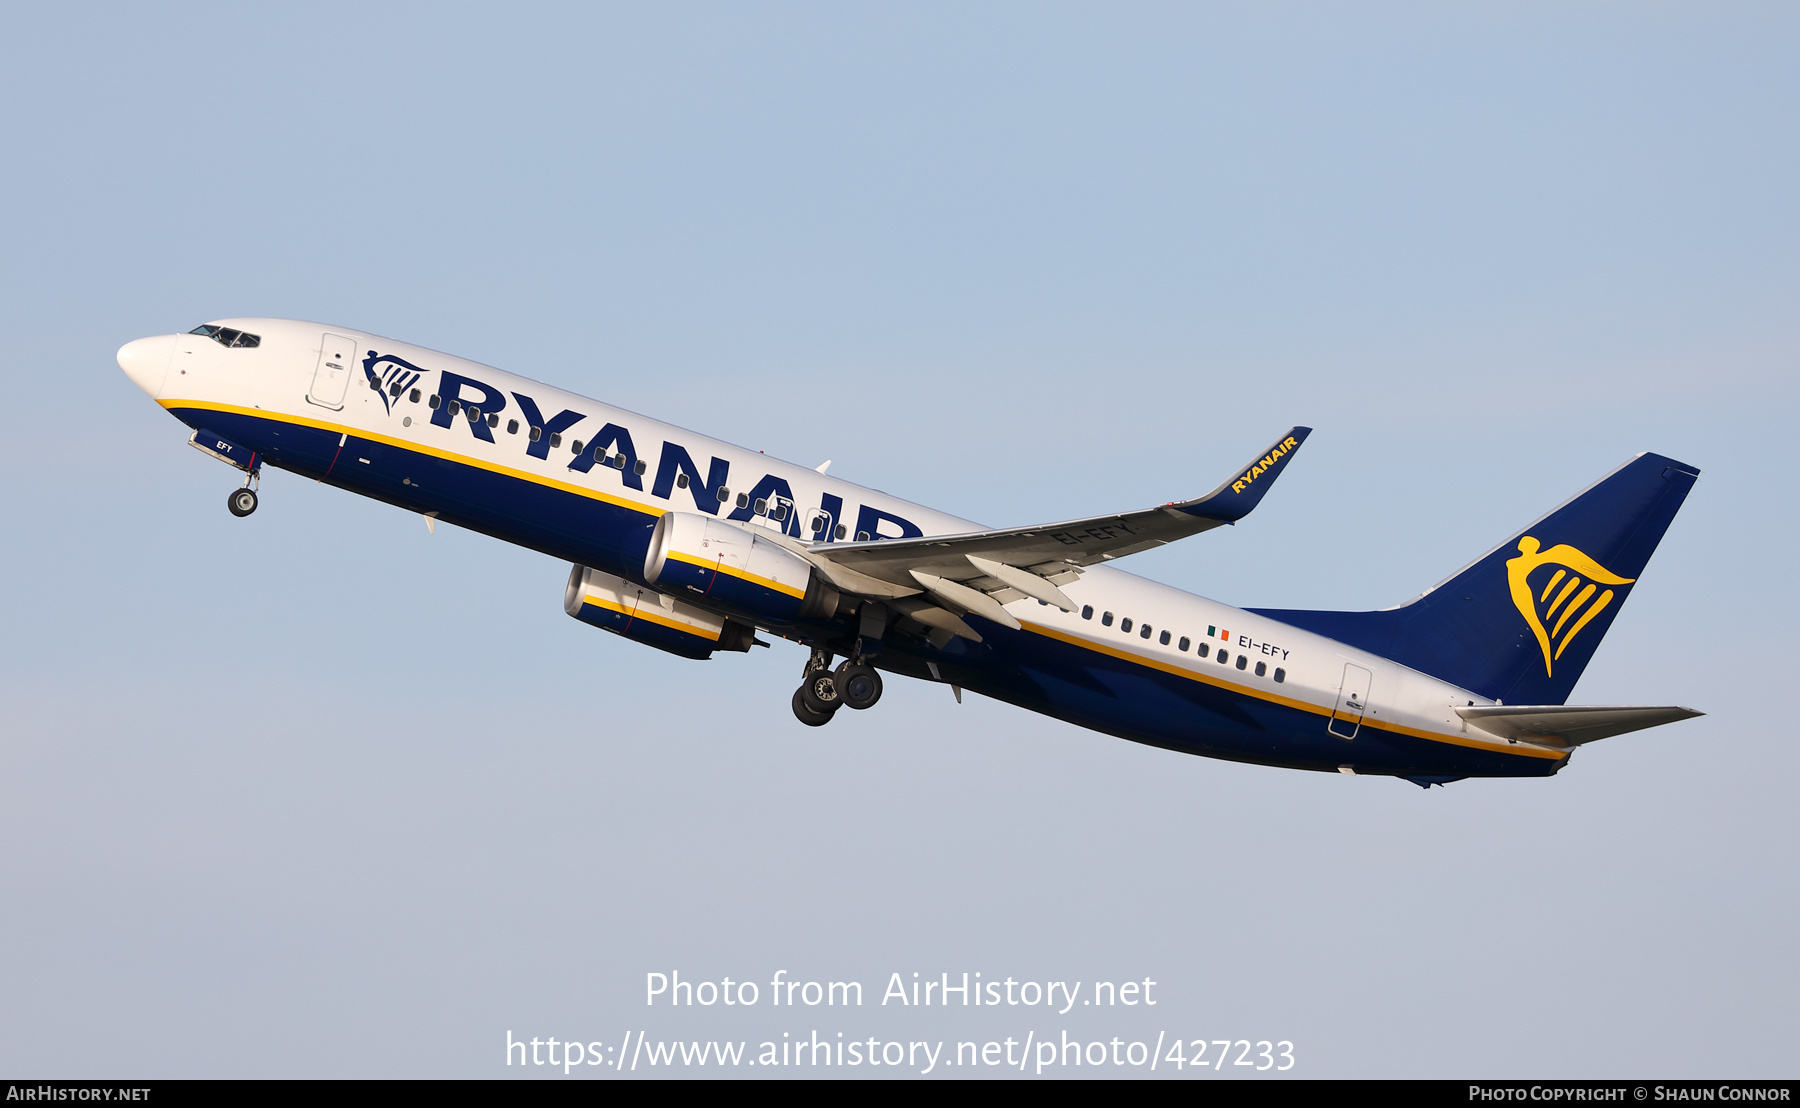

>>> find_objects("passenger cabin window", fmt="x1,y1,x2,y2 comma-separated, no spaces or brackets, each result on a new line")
1197,642,1209,657
1082,605,1093,620
572,440,584,454
634,460,648,476
1140,624,1152,639
506,419,518,434
717,487,731,503
1274,668,1286,683
754,498,768,516
1159,630,1171,645
855,531,871,541
1120,618,1133,633
1255,661,1267,677
835,524,847,539
548,433,561,449
1101,612,1114,627
1217,650,1229,665
676,473,689,489
1235,655,1247,671
1178,636,1189,651
487,413,499,428
429,395,441,409
770,503,788,521
529,425,541,441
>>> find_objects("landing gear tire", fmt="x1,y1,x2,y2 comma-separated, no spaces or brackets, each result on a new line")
799,669,841,715
834,662,882,710
792,686,835,727
228,487,258,517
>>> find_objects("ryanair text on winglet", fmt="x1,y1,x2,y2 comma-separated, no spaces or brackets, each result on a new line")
1230,436,1300,494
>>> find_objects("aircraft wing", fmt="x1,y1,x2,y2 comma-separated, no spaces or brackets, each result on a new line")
768,427,1310,641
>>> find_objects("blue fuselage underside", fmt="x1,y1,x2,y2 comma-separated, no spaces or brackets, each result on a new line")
178,405,1558,780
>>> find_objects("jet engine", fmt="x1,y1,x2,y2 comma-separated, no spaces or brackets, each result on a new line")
643,512,842,625
564,565,757,660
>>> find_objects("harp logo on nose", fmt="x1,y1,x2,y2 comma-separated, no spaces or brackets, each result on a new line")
1506,537,1636,678
362,351,427,415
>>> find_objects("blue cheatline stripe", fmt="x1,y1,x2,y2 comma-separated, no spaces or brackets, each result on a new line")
165,401,1563,778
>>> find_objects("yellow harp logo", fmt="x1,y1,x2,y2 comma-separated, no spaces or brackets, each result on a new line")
1506,537,1635,678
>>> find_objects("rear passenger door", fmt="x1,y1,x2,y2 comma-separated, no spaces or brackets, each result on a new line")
1328,663,1372,739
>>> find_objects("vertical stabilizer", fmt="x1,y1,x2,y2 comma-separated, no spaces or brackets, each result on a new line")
1251,453,1699,705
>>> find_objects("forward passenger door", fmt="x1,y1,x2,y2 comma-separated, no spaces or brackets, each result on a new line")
307,333,362,410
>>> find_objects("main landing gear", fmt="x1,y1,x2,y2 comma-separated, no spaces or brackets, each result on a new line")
789,644,885,727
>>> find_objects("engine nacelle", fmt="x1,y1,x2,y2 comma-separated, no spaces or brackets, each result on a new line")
564,565,756,660
644,512,841,625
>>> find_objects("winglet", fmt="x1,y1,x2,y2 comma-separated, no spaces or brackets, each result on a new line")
1177,426,1311,522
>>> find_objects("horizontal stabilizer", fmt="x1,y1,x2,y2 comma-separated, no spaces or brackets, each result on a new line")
1455,704,1702,748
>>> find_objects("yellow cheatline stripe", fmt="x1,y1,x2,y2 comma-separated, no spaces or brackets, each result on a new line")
161,398,664,520
1539,569,1567,604
666,549,808,599
164,400,1559,762
1555,588,1614,661
1020,621,1565,761
1551,583,1597,639
581,593,720,639
1546,575,1582,619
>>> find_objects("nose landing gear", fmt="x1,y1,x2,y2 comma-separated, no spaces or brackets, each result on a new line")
227,462,261,517
227,486,259,517
188,430,264,518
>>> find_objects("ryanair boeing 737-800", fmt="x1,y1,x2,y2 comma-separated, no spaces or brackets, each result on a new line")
117,319,1701,786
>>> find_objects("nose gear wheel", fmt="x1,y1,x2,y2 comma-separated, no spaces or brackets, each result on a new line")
227,487,259,517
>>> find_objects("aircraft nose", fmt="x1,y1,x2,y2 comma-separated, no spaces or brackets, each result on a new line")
117,334,175,398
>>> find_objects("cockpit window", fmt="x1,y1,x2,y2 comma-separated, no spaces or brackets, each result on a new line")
188,324,260,348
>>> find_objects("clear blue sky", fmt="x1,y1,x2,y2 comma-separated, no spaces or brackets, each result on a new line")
0,1,1794,1077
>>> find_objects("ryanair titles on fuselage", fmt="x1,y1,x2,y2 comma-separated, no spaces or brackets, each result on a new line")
366,350,933,544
